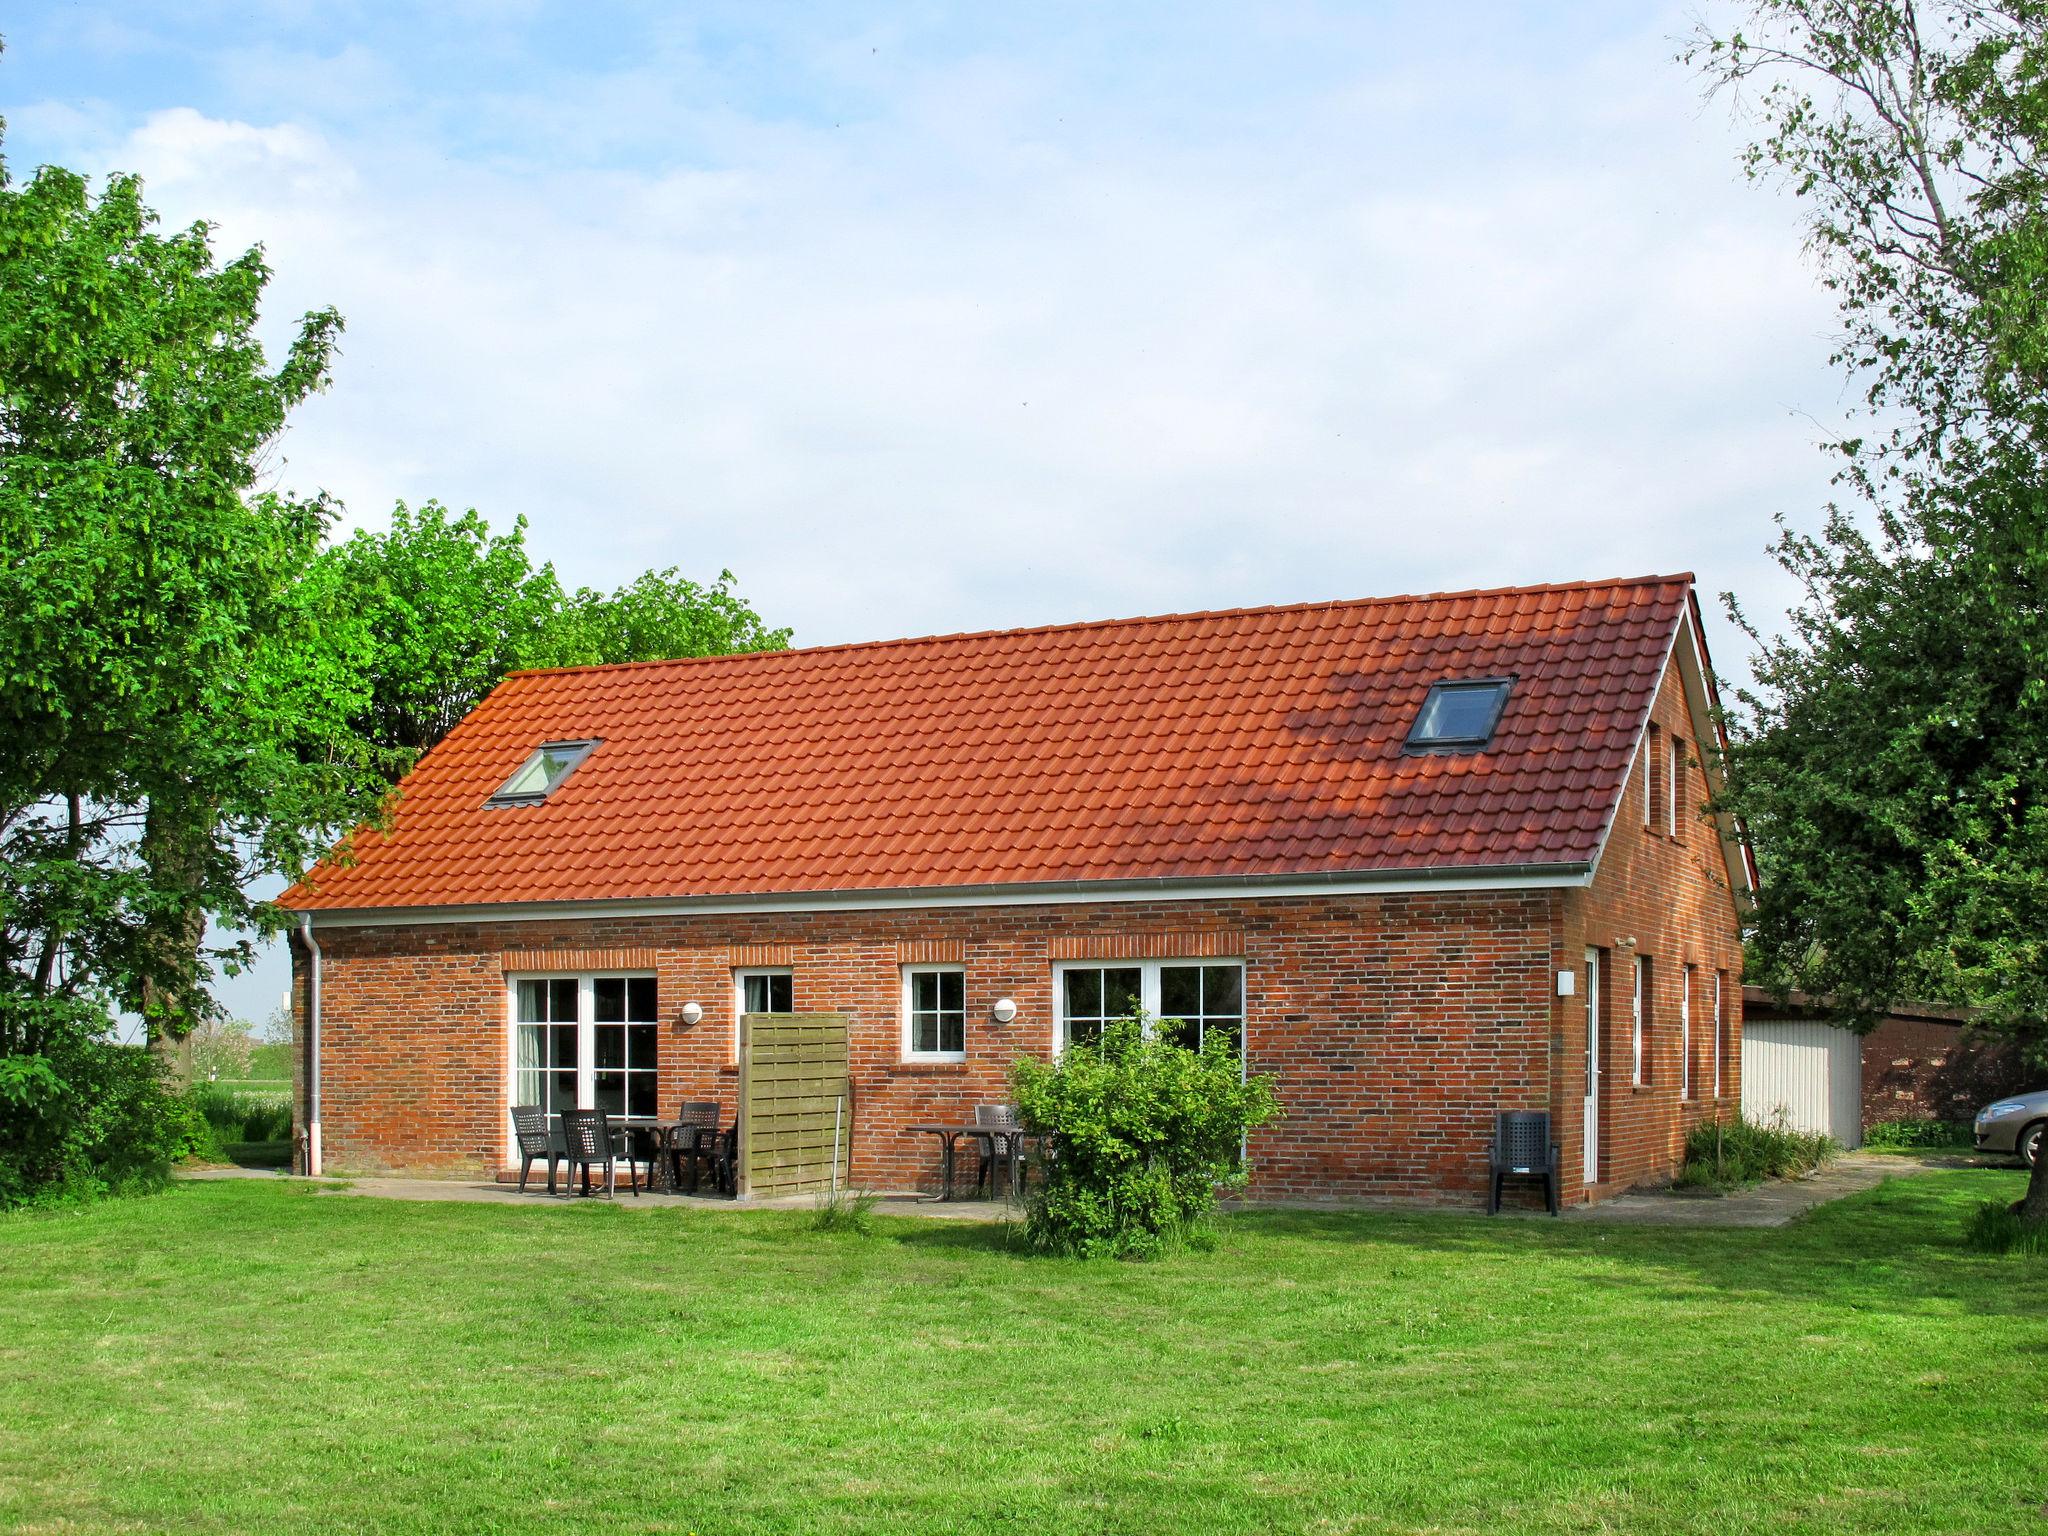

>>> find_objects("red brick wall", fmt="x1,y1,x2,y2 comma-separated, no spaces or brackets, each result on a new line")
1846,1012,2035,1125
1556,654,1747,1199
293,889,1563,1203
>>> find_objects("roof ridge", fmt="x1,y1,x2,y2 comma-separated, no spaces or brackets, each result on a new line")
504,572,1695,682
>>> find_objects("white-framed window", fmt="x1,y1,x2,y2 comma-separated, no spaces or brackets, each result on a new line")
1714,969,1727,1098
1631,956,1648,1086
733,968,794,1059
1641,724,1657,829
1053,960,1245,1059
1667,734,1683,837
509,972,660,1138
901,966,966,1061
1680,964,1694,1099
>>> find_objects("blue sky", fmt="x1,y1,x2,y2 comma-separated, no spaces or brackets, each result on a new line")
8,2,1844,1025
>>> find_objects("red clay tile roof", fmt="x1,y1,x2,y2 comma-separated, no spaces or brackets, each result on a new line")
282,575,1694,912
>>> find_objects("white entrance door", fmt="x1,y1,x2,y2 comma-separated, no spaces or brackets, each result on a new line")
1583,948,1601,1184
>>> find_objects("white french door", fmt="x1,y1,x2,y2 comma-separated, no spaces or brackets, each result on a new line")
1583,948,1601,1185
510,973,659,1156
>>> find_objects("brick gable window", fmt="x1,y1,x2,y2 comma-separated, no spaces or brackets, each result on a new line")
1667,734,1684,838
1714,970,1729,1098
1632,956,1653,1087
1056,960,1246,1058
1642,724,1661,831
902,966,966,1061
1680,964,1695,1100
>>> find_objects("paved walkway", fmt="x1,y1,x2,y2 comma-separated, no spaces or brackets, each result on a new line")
179,1166,1015,1221
1559,1150,1948,1228
182,1150,1967,1229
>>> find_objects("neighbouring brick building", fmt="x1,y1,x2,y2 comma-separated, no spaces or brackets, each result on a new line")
283,574,1753,1206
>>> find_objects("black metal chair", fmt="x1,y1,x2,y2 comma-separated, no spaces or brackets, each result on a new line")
510,1104,559,1195
1488,1110,1560,1215
671,1101,731,1195
973,1103,1026,1198
559,1108,637,1198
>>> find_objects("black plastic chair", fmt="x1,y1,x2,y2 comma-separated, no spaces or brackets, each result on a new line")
672,1101,732,1196
973,1103,1025,1198
510,1104,559,1195
559,1108,637,1198
1489,1110,1560,1215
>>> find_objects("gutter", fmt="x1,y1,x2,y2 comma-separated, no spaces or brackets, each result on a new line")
287,860,1596,930
298,913,323,1177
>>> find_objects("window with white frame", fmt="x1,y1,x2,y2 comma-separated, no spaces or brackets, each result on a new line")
1631,956,1649,1086
1158,963,1244,1056
1680,964,1694,1099
733,968,794,1059
902,966,966,1060
1668,734,1683,837
1714,969,1727,1098
1642,725,1657,829
511,973,659,1124
1055,960,1245,1058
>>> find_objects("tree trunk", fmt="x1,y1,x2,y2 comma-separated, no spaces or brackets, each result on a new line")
2021,1143,2048,1225
138,795,215,1083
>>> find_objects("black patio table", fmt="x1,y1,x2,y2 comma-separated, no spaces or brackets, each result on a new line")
905,1122,1041,1201
638,1119,734,1196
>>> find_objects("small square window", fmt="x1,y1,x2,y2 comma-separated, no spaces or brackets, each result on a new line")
1405,679,1513,752
904,967,966,1060
485,740,600,807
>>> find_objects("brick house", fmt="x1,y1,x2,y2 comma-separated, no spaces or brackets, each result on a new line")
282,574,1752,1205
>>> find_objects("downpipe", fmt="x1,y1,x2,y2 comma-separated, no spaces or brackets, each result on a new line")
298,914,323,1177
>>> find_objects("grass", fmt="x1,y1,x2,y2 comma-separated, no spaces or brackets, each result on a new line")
2,1172,2044,1535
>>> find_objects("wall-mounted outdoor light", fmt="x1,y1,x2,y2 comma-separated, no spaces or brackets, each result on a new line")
679,1001,704,1026
990,997,1018,1025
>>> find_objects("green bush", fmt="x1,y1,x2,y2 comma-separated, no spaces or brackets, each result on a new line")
0,1015,209,1210
1012,1016,1278,1259
1964,1199,2048,1256
1680,1111,1837,1190
1863,1117,1974,1151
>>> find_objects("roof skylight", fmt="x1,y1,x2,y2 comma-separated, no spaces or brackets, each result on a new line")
1405,679,1512,753
485,740,600,807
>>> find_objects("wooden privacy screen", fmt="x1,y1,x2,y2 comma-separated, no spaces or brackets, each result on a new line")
737,1012,852,1198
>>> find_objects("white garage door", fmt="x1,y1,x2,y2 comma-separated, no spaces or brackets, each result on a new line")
1741,1020,1863,1148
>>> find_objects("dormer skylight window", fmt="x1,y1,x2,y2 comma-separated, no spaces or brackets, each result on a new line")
1405,679,1512,753
485,739,600,807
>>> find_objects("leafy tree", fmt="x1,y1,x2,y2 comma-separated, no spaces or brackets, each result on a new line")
1687,1,2048,1220
187,1016,257,1082
310,501,567,762
318,501,790,771
0,137,380,1199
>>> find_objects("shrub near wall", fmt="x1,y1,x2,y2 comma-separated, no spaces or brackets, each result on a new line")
1012,1017,1278,1259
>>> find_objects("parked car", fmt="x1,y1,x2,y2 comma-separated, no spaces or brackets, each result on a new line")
1974,1091,2048,1166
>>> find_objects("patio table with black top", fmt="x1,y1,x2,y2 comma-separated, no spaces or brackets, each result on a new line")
905,1122,1041,1200
640,1120,735,1196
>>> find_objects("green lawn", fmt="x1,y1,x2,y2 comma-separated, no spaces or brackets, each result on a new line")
2,1172,2042,1535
